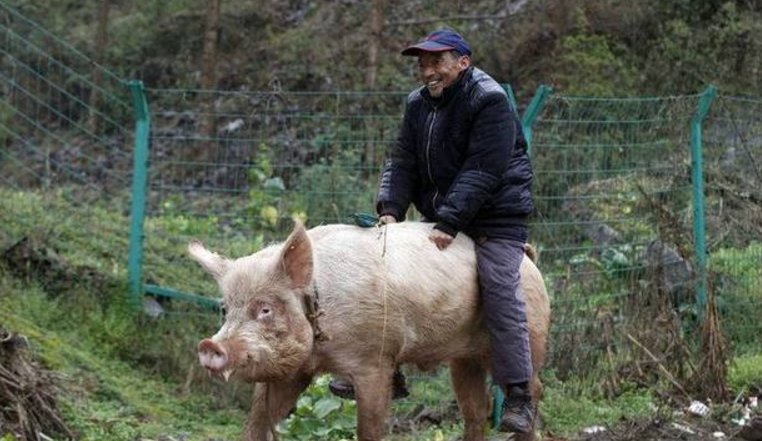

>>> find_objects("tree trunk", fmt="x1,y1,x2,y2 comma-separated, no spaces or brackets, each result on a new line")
88,0,110,134
198,0,222,159
364,0,385,170
365,0,384,90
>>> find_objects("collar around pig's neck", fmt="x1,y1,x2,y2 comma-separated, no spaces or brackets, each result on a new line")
304,282,329,342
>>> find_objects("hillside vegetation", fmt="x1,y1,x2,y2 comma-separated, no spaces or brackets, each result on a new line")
9,0,762,99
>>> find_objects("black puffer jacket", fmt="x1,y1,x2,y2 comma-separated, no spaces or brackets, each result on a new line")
376,66,533,241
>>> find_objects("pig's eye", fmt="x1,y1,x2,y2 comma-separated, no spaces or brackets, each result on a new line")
220,303,228,319
258,307,272,319
249,302,274,321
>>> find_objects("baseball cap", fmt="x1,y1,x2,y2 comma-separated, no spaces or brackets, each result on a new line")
401,29,472,57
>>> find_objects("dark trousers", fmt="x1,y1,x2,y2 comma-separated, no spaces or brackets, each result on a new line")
475,237,532,385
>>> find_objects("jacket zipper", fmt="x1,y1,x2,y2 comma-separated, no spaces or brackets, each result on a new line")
425,108,439,207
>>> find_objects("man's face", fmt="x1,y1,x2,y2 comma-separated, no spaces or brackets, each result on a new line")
417,51,470,98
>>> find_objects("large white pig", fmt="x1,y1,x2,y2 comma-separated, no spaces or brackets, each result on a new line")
191,221,550,441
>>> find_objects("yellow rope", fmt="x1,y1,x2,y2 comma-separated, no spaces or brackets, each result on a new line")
376,223,389,368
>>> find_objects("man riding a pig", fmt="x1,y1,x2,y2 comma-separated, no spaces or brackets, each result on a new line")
192,27,547,441
329,28,536,434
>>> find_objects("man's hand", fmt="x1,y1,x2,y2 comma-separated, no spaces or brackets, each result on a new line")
429,229,454,250
379,215,397,225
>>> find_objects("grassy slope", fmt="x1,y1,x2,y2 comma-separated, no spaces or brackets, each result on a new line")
0,272,245,440
0,188,246,440
1,188,760,440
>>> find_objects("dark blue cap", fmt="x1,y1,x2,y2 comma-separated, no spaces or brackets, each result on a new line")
401,29,472,57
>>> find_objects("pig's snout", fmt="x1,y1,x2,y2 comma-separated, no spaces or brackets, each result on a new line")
198,338,228,373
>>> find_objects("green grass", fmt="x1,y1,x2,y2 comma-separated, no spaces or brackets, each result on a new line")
0,270,246,441
711,243,762,352
539,372,656,435
729,354,762,394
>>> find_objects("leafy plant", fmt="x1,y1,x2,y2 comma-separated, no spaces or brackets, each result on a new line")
277,375,356,440
247,142,301,231
293,141,377,224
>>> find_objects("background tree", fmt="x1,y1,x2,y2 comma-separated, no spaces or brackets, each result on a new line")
364,0,385,168
88,0,110,133
365,0,384,91
198,0,222,159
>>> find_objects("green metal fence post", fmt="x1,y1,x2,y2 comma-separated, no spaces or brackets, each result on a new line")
522,85,553,155
491,84,552,430
127,80,150,307
502,83,518,112
690,85,717,318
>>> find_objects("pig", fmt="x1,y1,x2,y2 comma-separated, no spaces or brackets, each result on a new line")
191,220,551,441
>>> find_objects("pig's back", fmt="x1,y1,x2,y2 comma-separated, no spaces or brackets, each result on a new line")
383,223,487,365
308,223,487,367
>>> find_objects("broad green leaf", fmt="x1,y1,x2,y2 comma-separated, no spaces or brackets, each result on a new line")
313,396,342,419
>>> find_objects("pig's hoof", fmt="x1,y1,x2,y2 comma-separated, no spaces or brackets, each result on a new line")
328,378,357,400
328,371,410,401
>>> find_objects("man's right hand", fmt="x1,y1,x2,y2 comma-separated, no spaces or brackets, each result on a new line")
379,215,397,225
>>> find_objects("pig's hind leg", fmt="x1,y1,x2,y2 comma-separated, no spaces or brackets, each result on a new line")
353,364,396,441
243,374,312,441
450,358,489,441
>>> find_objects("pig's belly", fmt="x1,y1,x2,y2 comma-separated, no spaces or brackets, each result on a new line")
398,330,491,371
393,291,490,370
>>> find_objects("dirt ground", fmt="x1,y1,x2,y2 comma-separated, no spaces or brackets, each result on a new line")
387,394,760,441
550,411,761,441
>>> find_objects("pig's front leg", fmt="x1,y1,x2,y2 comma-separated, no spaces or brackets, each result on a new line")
243,374,312,441
353,365,395,441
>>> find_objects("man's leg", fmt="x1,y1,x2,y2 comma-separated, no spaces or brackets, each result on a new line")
475,237,534,434
328,369,409,401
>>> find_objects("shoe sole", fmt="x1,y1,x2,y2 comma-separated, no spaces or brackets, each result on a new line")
328,384,410,401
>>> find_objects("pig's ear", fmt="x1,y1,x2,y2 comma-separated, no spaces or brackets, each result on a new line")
279,220,313,289
188,240,230,281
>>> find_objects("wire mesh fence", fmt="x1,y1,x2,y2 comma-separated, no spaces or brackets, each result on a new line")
530,93,706,389
1,0,761,427
0,1,135,281
139,87,408,298
703,95,762,354
146,88,406,223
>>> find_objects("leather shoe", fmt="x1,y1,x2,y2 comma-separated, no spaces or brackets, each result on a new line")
328,369,410,400
499,383,534,434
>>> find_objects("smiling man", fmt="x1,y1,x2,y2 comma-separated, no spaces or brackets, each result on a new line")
331,28,538,434
414,45,470,98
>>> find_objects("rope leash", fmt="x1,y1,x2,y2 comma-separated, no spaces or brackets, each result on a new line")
376,221,389,368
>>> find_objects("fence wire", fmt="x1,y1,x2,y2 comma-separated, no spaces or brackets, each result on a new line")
1,0,761,422
530,94,706,387
703,96,762,353
0,1,134,280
